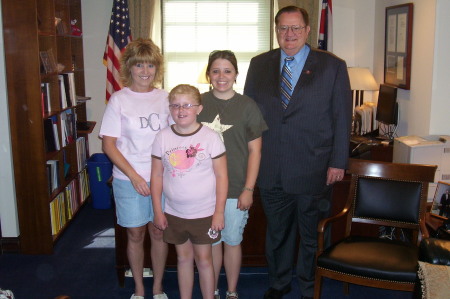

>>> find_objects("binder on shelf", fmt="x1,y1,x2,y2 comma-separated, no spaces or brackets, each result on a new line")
41,82,51,115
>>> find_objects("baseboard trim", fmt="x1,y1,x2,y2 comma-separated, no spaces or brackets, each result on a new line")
1,237,20,254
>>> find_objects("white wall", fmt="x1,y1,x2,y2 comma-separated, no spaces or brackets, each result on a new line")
430,0,450,135
82,0,114,155
334,0,447,137
332,0,377,101
394,0,435,136
0,4,19,237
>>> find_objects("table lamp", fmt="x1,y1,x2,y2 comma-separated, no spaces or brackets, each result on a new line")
347,67,378,107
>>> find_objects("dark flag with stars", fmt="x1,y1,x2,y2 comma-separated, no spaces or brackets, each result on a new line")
103,0,132,101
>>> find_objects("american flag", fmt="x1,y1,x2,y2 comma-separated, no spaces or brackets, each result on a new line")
318,0,333,51
103,0,132,101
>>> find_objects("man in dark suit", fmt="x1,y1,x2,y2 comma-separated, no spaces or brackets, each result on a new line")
244,6,352,299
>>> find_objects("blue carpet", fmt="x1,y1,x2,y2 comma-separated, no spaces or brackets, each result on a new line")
0,203,413,299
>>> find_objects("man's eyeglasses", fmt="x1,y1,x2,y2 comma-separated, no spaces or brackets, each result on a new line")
169,103,200,110
276,25,306,35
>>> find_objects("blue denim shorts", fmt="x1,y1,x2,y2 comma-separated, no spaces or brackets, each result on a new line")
214,198,249,246
112,178,164,228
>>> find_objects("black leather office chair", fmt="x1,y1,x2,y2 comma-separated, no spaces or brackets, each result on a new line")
314,159,437,299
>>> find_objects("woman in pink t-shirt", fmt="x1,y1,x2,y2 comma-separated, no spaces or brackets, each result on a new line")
100,39,169,299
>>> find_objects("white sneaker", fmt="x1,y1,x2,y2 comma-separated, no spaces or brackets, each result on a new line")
153,292,168,299
130,294,144,299
214,289,220,299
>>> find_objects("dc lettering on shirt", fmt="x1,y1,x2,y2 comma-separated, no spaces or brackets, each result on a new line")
139,113,161,131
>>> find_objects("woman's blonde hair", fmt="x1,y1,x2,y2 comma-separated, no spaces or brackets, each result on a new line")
168,84,202,105
120,38,164,87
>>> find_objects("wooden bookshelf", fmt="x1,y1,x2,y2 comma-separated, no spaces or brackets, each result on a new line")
2,0,94,254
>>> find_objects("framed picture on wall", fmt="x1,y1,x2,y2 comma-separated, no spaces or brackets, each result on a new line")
430,181,450,220
384,3,413,90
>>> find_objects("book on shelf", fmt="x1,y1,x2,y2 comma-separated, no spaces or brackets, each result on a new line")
61,72,77,107
43,118,56,152
50,178,82,236
65,179,78,220
46,159,60,194
78,168,90,203
60,109,76,147
76,136,87,172
51,116,60,150
58,75,68,109
41,82,51,115
50,192,66,236
43,115,60,152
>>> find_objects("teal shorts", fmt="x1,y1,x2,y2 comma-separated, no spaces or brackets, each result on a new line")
213,198,249,246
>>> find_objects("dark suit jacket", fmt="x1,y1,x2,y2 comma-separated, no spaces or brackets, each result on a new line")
244,47,352,195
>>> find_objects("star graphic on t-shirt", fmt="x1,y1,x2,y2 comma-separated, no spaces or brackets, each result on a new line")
201,114,232,142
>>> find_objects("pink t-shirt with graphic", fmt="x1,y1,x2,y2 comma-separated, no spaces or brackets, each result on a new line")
152,125,226,219
99,87,170,181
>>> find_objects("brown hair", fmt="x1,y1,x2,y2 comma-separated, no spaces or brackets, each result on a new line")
120,38,164,87
169,84,202,105
275,6,309,27
205,50,238,84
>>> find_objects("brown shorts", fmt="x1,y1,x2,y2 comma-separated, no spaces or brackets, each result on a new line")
163,213,220,245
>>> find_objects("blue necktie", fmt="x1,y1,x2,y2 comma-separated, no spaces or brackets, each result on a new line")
280,57,294,109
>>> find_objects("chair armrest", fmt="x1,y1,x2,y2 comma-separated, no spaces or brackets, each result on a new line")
420,220,430,240
317,207,350,255
318,208,350,233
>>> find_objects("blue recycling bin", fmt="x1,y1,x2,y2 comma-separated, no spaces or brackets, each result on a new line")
87,153,113,209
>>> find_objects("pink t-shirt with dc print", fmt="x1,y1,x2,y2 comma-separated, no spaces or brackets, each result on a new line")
99,87,171,181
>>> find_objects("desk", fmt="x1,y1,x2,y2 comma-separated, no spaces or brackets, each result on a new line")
350,141,393,162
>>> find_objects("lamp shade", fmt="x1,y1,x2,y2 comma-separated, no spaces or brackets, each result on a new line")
347,67,378,91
